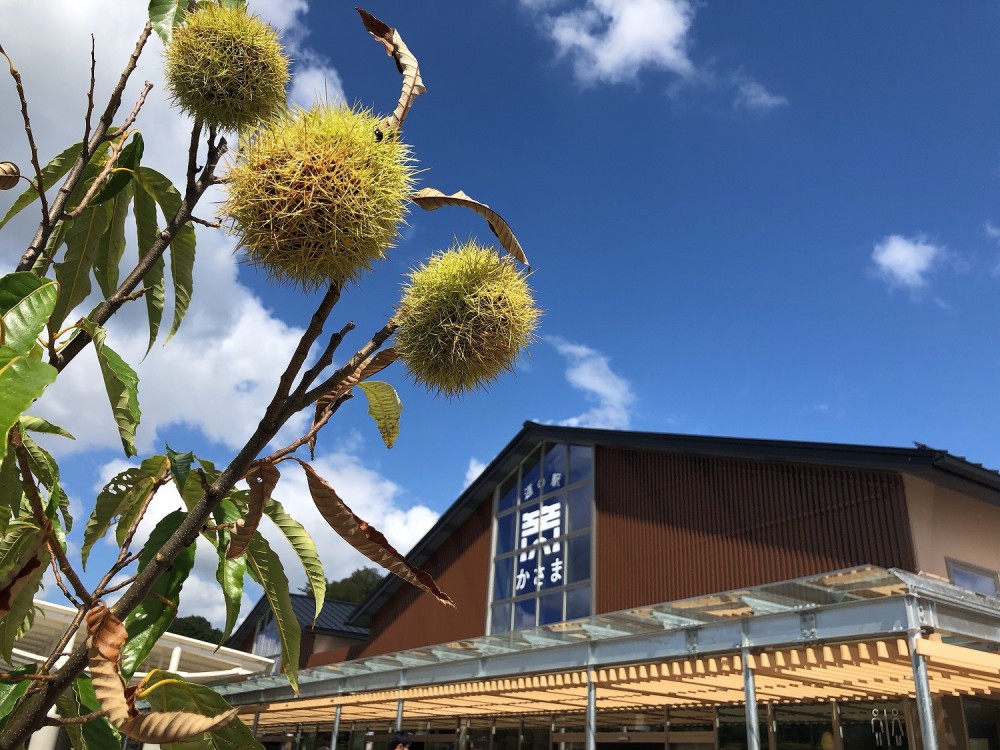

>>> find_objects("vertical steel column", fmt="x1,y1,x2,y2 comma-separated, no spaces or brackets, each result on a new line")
395,699,404,732
585,678,597,750
330,705,342,750
252,713,260,737
907,630,938,750
830,701,844,750
742,650,761,750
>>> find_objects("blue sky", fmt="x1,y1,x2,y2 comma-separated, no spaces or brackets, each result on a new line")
3,0,1000,625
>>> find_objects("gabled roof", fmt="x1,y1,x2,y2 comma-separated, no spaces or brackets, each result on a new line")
227,594,368,649
349,422,1000,627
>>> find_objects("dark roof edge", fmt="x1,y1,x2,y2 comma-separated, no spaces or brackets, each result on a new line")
348,423,1000,626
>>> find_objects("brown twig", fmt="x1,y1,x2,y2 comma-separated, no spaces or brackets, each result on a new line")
45,710,108,726
300,321,399,408
40,609,86,674
297,321,355,394
190,215,221,228
259,393,353,465
65,81,153,220
97,575,138,597
46,556,81,609
0,673,57,684
0,43,50,229
15,22,152,272
83,35,96,146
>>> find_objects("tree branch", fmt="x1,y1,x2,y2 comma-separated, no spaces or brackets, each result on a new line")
83,35,96,146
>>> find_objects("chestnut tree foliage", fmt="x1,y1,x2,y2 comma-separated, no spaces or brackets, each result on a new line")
0,2,538,748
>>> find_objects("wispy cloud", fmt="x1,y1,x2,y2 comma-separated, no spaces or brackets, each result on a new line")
871,234,943,291
733,75,788,112
550,336,635,429
529,0,696,85
985,222,1000,275
464,458,487,488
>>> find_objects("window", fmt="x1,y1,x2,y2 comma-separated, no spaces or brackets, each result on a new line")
489,442,594,634
947,559,999,597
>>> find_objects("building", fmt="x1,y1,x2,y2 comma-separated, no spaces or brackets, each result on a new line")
220,423,1000,750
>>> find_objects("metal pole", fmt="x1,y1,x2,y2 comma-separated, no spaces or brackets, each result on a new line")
331,705,342,750
585,677,597,750
395,699,404,732
907,630,938,750
741,649,761,750
252,713,260,737
296,724,304,750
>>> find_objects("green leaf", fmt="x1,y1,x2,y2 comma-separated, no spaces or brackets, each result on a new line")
65,676,121,750
210,498,245,643
167,445,195,493
142,671,264,750
0,141,83,230
19,415,74,440
0,546,49,663
264,498,325,621
0,522,43,591
50,202,112,331
357,381,402,449
0,345,57,464
18,432,72,531
148,0,187,43
82,321,140,457
0,672,30,731
121,510,196,680
0,274,58,355
246,534,300,692
93,133,144,205
136,167,195,342
82,455,168,568
0,452,20,533
133,175,165,353
93,182,134,299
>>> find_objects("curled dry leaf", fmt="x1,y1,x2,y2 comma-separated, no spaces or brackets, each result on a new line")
119,707,239,743
86,604,134,727
87,604,239,742
293,458,454,606
0,162,19,191
226,463,281,559
310,348,399,453
357,9,425,132
411,188,529,266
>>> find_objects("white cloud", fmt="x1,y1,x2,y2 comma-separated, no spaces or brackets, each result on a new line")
871,234,943,290
464,458,487,488
733,76,788,112
536,0,696,84
549,336,635,429
289,64,346,109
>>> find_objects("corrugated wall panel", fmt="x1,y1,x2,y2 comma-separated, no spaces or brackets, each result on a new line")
356,500,493,657
594,447,915,613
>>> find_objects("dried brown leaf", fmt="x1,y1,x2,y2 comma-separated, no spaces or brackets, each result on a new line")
227,463,280,559
86,604,134,727
411,188,529,265
294,458,454,606
357,8,425,132
119,708,239,743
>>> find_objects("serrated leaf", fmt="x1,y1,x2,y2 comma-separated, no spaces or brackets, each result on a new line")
0,453,20,533
0,141,83,230
227,464,279,560
50,202,113,331
141,671,257,749
148,0,187,43
356,380,402,449
136,167,194,342
210,498,245,644
133,175,164,353
411,188,528,265
0,273,58,355
83,455,168,568
19,415,74,440
0,545,49,663
93,133,143,206
167,445,195,493
82,321,140,457
0,346,57,464
264,498,325,621
0,672,30,731
93,182,134,298
121,510,196,680
295,459,454,606
0,522,43,593
246,534,300,692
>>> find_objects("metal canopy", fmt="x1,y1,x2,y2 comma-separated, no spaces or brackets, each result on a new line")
217,567,1000,732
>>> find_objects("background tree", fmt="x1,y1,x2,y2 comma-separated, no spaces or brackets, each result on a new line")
299,566,383,604
167,615,224,644
0,3,537,748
